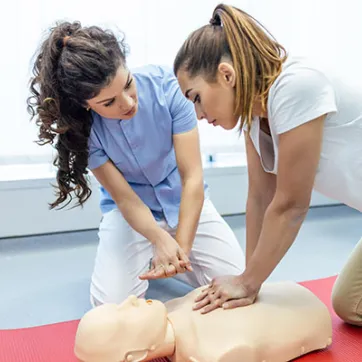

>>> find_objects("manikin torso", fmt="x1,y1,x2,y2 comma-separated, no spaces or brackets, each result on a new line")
164,281,332,362
74,281,333,362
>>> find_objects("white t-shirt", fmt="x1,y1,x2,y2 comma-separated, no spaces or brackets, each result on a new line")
246,56,362,212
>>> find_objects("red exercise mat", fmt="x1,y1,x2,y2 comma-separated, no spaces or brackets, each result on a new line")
0,276,360,361
297,276,362,361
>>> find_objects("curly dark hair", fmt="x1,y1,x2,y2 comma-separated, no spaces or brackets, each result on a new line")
27,21,128,209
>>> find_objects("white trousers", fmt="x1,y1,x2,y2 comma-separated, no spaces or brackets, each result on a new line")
90,199,245,304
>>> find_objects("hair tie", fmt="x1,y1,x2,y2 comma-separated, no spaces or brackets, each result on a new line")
63,35,70,47
209,14,222,26
43,97,55,103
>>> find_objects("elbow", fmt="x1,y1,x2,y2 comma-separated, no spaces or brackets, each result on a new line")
288,205,309,224
271,195,310,223
183,174,205,202
194,179,205,202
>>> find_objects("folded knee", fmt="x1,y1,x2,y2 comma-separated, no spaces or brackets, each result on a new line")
90,290,147,308
90,280,148,306
331,238,362,326
332,283,362,326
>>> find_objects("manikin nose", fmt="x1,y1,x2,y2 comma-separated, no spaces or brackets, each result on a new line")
128,295,139,306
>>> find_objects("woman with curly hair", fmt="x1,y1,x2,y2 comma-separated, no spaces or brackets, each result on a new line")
27,21,245,306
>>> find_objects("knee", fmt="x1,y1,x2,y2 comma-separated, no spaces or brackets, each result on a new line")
91,277,148,305
331,282,362,326
331,238,362,326
90,289,147,307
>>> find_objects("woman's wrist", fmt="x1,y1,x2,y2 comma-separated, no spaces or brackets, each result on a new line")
147,226,169,245
177,240,192,255
238,271,262,295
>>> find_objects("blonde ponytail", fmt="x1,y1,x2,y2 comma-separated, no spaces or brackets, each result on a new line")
174,3,287,130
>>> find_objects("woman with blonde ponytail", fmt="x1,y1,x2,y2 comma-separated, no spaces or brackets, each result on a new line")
174,3,362,326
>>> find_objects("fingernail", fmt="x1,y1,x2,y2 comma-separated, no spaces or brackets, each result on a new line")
223,303,228,308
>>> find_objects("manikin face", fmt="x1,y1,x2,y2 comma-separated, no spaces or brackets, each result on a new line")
86,65,138,120
74,296,168,362
176,62,239,130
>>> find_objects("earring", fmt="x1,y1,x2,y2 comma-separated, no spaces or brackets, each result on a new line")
86,106,90,111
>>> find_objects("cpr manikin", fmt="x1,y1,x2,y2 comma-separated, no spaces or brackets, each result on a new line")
74,281,332,362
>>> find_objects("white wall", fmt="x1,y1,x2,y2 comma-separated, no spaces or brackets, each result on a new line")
0,163,338,238
1,0,357,238
0,0,245,163
2,0,361,163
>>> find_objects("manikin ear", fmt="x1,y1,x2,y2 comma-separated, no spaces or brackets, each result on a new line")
217,62,236,88
124,349,148,362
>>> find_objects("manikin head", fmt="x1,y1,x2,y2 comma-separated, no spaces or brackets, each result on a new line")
74,295,168,362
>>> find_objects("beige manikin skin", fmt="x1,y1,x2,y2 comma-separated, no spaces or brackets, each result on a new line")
74,281,332,362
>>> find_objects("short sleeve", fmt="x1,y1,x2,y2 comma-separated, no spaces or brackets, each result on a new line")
162,67,197,134
87,126,109,170
268,66,337,135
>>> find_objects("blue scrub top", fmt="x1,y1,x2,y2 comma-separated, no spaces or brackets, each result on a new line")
88,64,208,228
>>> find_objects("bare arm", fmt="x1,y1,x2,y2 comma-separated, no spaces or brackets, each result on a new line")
243,115,325,290
173,126,205,254
244,130,276,265
91,160,167,243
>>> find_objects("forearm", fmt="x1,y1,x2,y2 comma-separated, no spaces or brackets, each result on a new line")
243,200,308,288
93,161,167,244
117,198,166,244
176,177,204,253
245,196,271,265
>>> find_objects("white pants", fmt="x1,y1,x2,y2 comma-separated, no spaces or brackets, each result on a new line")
90,199,245,305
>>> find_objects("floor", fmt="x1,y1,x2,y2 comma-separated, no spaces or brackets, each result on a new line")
0,204,361,329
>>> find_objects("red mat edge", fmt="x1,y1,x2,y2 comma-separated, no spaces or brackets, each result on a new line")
1,274,361,362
